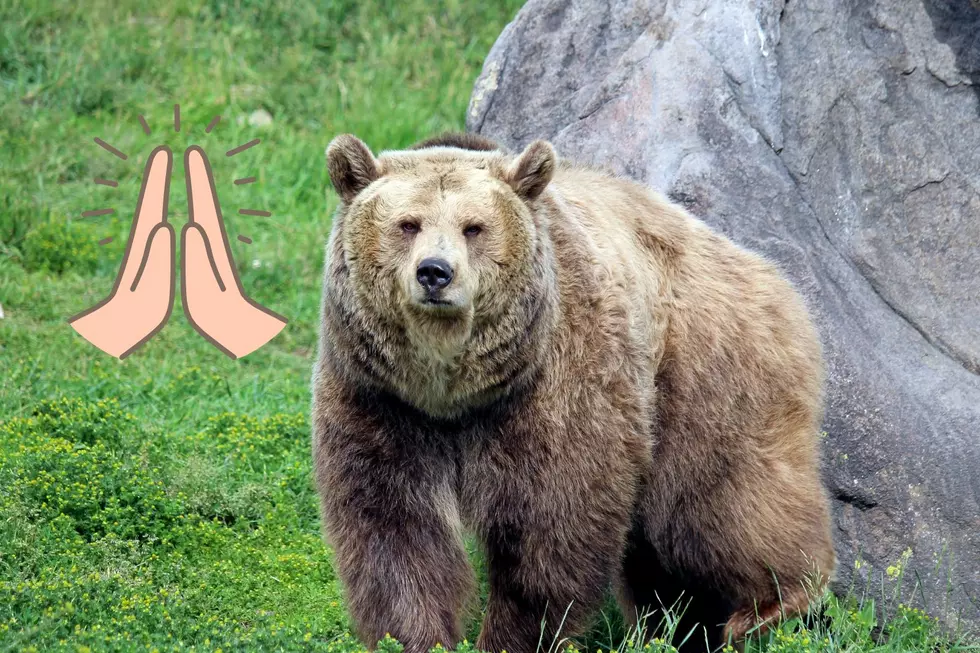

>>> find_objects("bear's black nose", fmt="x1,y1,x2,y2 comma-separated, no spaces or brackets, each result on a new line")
416,257,454,293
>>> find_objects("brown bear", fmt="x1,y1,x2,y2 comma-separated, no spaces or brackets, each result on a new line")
312,131,836,653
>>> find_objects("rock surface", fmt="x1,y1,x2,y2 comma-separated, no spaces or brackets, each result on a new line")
468,0,980,630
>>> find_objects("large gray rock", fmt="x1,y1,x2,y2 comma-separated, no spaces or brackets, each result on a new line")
468,0,980,631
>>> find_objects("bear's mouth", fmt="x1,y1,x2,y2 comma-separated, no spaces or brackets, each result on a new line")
421,297,454,306
409,295,470,320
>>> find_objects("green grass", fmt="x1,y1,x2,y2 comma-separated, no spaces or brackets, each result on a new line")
0,1,975,651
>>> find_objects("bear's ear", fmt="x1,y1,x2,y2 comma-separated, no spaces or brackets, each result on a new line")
326,134,380,203
505,139,556,201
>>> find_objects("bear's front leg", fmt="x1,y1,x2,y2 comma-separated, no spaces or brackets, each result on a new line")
476,509,630,653
313,386,474,653
467,411,640,653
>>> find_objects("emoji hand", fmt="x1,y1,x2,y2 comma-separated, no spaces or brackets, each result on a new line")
181,146,286,359
69,146,175,359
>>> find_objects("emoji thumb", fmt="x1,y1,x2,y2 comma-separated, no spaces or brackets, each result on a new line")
181,223,226,299
130,223,175,294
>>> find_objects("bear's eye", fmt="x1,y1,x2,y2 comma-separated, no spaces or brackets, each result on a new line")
463,225,483,238
400,221,420,235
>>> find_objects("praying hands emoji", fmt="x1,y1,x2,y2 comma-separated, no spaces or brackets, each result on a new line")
69,145,287,359
68,146,177,359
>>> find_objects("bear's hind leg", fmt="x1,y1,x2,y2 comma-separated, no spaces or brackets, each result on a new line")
722,583,814,645
641,437,835,652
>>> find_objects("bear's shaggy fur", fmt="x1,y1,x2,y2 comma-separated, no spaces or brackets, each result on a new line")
408,131,501,152
312,132,835,653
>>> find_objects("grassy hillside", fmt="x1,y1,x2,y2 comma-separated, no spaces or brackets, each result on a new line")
0,1,974,651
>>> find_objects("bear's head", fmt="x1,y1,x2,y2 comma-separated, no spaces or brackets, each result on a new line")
321,134,559,416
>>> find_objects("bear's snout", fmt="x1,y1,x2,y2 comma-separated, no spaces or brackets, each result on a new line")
416,258,454,294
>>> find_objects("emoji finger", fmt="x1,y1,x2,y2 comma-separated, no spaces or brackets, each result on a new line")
184,145,237,287
119,145,173,289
